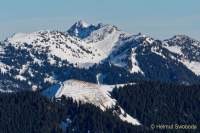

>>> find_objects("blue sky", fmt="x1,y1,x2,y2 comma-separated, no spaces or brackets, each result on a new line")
0,0,199,40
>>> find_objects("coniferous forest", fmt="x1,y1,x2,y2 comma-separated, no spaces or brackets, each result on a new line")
0,81,199,133
112,81,200,133
0,91,143,133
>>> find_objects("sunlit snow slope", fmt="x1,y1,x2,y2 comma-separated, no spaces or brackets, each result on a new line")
43,79,140,125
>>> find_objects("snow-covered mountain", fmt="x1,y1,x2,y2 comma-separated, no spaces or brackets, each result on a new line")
0,20,200,91
67,21,200,84
1,20,200,127
164,35,200,75
0,29,106,91
68,20,127,55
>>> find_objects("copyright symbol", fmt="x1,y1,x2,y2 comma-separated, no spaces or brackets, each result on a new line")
151,124,155,129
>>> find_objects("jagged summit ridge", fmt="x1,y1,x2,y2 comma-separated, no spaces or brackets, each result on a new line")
67,20,98,39
67,20,120,39
75,20,90,28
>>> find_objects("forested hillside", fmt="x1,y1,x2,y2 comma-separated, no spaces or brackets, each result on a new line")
112,81,200,132
1,81,199,133
0,92,144,133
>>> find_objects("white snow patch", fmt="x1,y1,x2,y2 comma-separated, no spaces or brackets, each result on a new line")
30,53,42,65
32,85,38,91
28,69,34,77
115,108,140,126
55,80,115,111
44,76,57,84
145,37,154,44
15,75,26,81
88,29,122,55
19,63,29,75
181,60,200,76
0,88,13,93
0,62,10,74
151,47,166,59
130,48,144,74
96,73,104,85
163,45,183,55
114,83,136,88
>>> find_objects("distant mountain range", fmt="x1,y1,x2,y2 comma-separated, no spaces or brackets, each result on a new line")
0,20,200,126
1,20,200,91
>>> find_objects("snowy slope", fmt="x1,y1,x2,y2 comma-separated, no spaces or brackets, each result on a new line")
180,60,200,76
68,21,134,56
108,34,153,74
43,80,140,125
163,43,200,75
85,24,125,55
69,21,146,74
164,35,200,75
55,80,115,110
7,31,105,68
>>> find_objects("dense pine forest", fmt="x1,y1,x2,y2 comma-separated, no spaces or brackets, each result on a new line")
112,81,200,132
0,81,200,133
0,91,144,133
